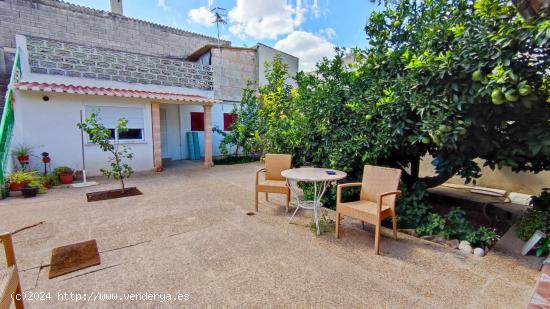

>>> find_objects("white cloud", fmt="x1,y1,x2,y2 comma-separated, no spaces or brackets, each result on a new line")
228,0,306,40
188,6,214,27
274,30,335,72
319,27,336,40
157,0,168,10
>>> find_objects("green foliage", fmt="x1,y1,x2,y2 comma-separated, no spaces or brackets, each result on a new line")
213,155,258,165
242,0,549,188
415,213,446,236
45,172,60,186
11,144,33,157
221,0,549,246
9,170,38,184
216,81,264,157
9,170,46,193
518,189,550,240
53,166,73,175
518,211,550,241
531,188,550,211
396,182,431,228
77,112,134,192
307,212,336,235
535,237,550,257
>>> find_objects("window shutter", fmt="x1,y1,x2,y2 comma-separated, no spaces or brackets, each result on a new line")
190,112,205,131
223,113,238,131
85,106,144,129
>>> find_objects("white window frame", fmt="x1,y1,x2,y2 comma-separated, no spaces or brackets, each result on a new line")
84,105,146,145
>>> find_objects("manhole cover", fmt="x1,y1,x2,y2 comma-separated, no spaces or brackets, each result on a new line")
245,212,255,216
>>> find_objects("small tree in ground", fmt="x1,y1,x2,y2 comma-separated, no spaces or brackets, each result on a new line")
77,112,134,193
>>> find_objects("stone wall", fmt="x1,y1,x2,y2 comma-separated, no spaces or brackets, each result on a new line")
0,0,229,58
27,36,213,90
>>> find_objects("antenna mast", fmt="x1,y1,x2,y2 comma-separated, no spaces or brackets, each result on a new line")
210,7,227,49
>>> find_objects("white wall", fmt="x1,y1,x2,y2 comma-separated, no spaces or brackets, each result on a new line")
11,92,154,176
178,103,236,159
257,43,299,87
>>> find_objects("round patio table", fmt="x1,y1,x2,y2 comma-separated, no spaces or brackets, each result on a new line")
281,167,347,235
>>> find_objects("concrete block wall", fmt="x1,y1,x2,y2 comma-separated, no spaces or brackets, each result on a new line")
0,0,229,59
211,48,258,102
27,36,214,90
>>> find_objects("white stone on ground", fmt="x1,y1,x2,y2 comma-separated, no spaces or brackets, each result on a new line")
474,248,485,257
459,241,473,254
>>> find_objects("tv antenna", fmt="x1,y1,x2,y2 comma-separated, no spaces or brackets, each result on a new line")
210,7,227,49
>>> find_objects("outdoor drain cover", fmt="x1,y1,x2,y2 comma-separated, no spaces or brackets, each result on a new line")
245,212,256,216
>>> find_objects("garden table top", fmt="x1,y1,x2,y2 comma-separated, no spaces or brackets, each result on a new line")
281,167,347,182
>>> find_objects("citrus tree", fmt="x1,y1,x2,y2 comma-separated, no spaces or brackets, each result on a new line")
259,0,549,189
77,112,134,193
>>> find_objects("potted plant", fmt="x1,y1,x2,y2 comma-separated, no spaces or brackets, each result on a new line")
41,152,51,164
21,176,46,198
54,166,74,184
8,171,36,191
21,185,39,198
12,144,33,167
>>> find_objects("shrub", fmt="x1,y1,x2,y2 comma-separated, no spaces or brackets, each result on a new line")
518,189,550,241
518,210,550,241
415,213,446,236
9,170,38,185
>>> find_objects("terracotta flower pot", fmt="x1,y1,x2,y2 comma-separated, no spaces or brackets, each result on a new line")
10,181,27,191
17,155,29,164
59,172,73,184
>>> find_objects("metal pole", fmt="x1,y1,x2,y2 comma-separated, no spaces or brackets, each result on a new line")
80,110,87,183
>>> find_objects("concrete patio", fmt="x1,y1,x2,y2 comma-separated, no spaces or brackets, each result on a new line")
0,161,541,308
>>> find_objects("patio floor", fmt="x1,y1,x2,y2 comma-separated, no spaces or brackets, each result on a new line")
0,161,541,308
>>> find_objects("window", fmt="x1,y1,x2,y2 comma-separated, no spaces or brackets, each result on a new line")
85,106,145,143
223,113,238,131
190,112,204,131
118,128,143,140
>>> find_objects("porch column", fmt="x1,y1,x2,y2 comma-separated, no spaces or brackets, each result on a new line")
151,101,163,171
203,104,213,167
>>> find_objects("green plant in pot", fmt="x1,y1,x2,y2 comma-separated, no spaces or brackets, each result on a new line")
9,170,36,191
54,166,74,185
21,174,46,198
12,144,34,168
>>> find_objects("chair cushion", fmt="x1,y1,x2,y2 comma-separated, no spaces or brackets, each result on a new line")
338,200,392,221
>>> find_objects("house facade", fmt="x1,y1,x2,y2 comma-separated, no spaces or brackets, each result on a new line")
0,0,299,179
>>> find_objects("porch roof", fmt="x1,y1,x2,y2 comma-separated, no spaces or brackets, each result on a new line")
13,81,219,105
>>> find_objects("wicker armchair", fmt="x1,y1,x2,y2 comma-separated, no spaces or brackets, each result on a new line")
255,154,292,212
0,232,24,309
335,165,402,255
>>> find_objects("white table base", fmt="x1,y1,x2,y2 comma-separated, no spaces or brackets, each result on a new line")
287,180,329,235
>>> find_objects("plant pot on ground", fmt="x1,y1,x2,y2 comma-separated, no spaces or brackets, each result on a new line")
8,170,36,191
54,166,74,185
21,185,39,198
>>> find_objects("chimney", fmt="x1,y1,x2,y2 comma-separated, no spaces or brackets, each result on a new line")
110,0,123,15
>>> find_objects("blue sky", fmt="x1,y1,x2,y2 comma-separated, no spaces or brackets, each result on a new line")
65,1,378,71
